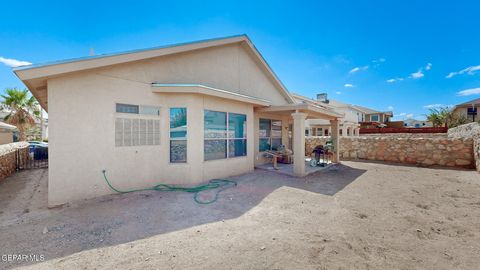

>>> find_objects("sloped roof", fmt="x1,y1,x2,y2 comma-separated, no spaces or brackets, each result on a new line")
0,121,17,131
456,98,480,106
14,34,295,111
350,105,380,114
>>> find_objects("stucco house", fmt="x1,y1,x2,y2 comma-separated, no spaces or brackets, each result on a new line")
352,105,393,128
14,35,343,206
0,121,17,144
403,118,433,128
293,93,364,136
453,98,480,122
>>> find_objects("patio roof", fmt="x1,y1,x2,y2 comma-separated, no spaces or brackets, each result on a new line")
256,103,343,120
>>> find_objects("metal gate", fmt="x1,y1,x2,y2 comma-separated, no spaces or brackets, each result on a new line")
16,146,48,170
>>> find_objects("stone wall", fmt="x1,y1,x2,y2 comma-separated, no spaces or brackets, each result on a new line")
0,142,29,180
306,136,474,169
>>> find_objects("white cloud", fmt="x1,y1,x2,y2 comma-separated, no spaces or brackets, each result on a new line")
399,113,407,116
0,56,32,67
457,87,480,96
372,58,386,63
349,65,368,74
423,104,444,109
386,77,404,83
344,83,355,88
409,63,432,79
335,91,342,95
446,65,480,78
406,114,414,119
410,70,424,79
387,105,394,110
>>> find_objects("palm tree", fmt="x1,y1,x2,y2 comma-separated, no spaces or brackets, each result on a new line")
426,106,468,128
0,88,40,141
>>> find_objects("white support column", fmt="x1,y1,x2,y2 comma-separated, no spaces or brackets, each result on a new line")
330,119,340,163
292,112,307,177
355,127,361,136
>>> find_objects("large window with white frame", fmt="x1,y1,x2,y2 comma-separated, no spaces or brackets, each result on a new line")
259,119,282,151
204,110,247,161
370,114,380,122
169,108,187,163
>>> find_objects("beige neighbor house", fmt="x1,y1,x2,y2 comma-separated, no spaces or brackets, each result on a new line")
453,98,480,122
293,93,361,137
14,35,343,206
0,121,17,144
351,105,393,128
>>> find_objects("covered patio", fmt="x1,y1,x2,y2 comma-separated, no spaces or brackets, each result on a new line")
254,103,343,177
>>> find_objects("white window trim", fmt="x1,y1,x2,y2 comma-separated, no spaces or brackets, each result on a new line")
204,110,247,161
259,118,282,152
169,107,188,164
370,114,380,122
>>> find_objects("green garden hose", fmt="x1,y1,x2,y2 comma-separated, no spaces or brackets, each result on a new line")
101,170,237,204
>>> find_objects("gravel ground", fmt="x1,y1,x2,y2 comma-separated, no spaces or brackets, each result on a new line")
1,162,480,270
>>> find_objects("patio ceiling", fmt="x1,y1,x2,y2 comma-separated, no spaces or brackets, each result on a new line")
256,103,343,120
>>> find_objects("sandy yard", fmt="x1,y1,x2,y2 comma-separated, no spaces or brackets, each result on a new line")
0,161,479,269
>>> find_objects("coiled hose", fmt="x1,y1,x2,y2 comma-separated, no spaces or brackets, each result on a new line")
101,170,237,204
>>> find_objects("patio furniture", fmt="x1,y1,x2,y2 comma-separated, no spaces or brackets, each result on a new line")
264,150,282,170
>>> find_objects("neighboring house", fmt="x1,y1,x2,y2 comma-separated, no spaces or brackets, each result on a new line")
293,93,360,136
453,98,480,123
14,35,343,206
0,110,48,140
403,118,433,128
0,121,17,144
351,105,393,128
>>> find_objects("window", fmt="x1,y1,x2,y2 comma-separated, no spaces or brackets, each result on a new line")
170,108,187,163
259,119,282,151
115,118,160,147
116,103,160,116
204,110,246,161
305,128,310,136
370,114,379,122
316,128,323,136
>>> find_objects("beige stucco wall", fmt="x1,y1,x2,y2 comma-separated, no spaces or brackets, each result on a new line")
46,43,285,206
0,130,14,145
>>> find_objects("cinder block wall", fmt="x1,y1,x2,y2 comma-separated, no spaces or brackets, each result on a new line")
0,142,29,180
306,136,474,169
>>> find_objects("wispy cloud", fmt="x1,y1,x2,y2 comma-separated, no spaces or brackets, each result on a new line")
335,91,342,95
406,113,414,118
399,113,407,116
446,65,480,78
372,58,386,63
349,65,369,74
423,104,446,109
387,105,394,111
409,63,432,79
386,78,404,83
0,56,32,67
344,83,355,88
457,87,480,96
410,71,424,79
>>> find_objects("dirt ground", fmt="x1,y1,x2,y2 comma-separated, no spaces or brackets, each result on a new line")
1,161,479,270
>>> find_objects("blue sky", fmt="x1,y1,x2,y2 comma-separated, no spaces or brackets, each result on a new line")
1,0,479,120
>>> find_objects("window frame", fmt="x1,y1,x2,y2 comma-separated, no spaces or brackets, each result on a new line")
259,118,282,152
169,107,188,163
115,103,160,116
204,110,247,161
370,114,380,122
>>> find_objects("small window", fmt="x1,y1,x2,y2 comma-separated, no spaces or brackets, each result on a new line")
116,103,160,116
371,114,379,122
170,108,187,163
116,103,139,114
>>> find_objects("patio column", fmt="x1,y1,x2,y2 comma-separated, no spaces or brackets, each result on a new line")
356,127,361,136
330,119,340,163
292,112,307,177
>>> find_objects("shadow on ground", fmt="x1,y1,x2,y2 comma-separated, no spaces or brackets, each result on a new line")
0,164,365,269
